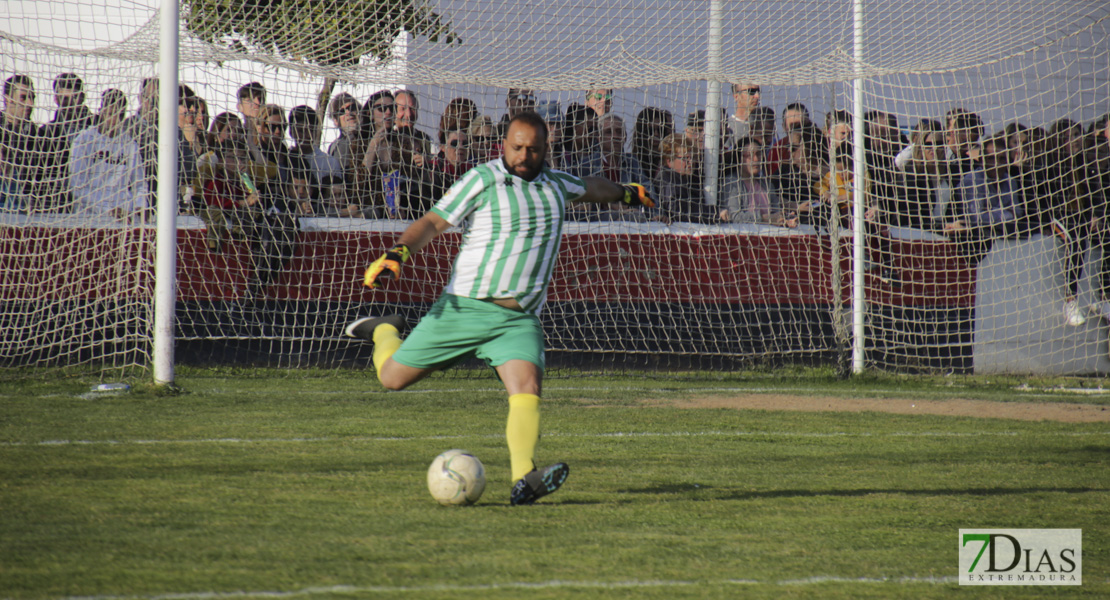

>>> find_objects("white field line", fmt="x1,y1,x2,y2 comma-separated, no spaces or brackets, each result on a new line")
60,576,961,600
180,385,1110,400
2,429,1105,448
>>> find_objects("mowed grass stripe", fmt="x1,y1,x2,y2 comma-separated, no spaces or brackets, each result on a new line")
3,429,1108,447
59,575,962,600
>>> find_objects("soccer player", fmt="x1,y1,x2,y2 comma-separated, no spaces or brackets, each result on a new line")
345,111,653,506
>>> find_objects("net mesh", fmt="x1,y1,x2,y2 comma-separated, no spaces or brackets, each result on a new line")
2,0,1109,377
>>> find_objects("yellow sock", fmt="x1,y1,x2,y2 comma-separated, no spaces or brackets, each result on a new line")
371,324,402,381
506,393,540,481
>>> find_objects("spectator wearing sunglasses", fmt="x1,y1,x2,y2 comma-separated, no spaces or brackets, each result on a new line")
328,92,363,168
361,90,397,175
432,128,472,186
729,82,762,143
250,103,290,198
585,88,612,118
174,94,201,205
896,120,954,231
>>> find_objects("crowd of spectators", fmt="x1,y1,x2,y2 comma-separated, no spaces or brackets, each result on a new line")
3,73,1110,316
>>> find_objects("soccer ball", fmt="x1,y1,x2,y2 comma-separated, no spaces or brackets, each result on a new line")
427,449,486,505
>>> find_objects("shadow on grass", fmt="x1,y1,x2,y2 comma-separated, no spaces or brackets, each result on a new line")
615,483,1109,502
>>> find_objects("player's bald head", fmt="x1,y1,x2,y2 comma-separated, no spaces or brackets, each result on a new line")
506,111,548,143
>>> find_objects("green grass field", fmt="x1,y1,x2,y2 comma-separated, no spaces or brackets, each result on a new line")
2,368,1108,599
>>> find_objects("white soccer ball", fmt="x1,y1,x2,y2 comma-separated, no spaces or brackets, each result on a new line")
427,449,486,506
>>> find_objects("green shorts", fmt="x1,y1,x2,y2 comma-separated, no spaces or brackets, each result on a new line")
391,294,546,372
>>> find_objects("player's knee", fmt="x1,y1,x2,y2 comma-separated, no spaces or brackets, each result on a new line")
378,360,419,391
378,371,409,391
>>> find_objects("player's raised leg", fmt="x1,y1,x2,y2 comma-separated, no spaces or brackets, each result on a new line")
345,314,434,390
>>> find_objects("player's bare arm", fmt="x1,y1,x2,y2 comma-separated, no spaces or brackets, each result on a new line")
574,176,656,209
363,211,452,289
396,211,453,253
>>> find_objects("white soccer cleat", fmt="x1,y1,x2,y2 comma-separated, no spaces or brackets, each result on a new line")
1063,300,1086,326
344,314,407,341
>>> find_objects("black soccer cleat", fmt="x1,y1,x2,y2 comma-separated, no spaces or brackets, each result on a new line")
344,314,407,341
510,462,569,506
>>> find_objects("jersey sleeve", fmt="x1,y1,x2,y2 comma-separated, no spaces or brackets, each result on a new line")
431,165,490,226
549,170,587,202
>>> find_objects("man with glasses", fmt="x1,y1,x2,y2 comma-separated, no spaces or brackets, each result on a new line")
362,90,398,175
328,92,363,171
364,90,395,136
432,128,471,185
729,82,762,143
256,104,290,180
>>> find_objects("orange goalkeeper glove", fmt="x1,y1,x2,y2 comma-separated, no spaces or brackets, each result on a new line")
620,183,655,209
363,244,412,289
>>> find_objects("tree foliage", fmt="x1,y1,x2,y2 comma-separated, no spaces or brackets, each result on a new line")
184,0,459,67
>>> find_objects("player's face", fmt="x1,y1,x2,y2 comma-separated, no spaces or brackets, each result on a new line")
503,121,547,181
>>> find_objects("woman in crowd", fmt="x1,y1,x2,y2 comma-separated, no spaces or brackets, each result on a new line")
653,132,715,224
720,137,792,226
632,107,674,186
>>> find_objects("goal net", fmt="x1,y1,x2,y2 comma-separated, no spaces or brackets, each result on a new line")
2,0,1109,377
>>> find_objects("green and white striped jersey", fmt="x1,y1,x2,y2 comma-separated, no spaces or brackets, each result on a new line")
431,159,586,315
